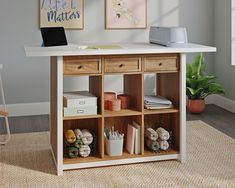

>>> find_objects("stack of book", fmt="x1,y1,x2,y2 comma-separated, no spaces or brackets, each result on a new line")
144,95,173,110
126,121,141,155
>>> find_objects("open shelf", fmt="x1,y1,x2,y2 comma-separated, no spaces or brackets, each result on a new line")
63,114,102,121
63,118,103,161
63,149,179,165
104,109,142,117
144,113,180,152
104,150,142,160
144,148,179,156
144,108,179,115
104,74,143,112
63,155,101,164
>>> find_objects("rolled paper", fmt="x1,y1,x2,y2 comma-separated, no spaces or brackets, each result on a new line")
159,140,169,150
68,147,79,158
79,145,91,157
156,127,170,141
74,139,83,149
117,94,131,109
81,129,93,145
74,129,83,139
104,92,116,110
146,139,159,151
145,128,158,141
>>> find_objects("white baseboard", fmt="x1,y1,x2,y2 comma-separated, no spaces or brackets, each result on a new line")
2,102,50,117
206,95,235,114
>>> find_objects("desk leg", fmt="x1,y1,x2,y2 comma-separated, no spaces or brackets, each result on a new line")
179,53,186,163
50,56,63,176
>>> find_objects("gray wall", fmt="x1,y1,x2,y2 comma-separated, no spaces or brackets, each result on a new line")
214,0,235,101
0,0,215,104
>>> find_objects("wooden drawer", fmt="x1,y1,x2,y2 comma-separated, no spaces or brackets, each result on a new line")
144,56,178,72
104,57,141,73
63,58,101,75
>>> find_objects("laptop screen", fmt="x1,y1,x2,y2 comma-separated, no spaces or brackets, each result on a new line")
40,27,68,47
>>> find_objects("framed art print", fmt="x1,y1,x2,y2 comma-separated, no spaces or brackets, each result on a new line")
105,0,147,29
40,0,84,29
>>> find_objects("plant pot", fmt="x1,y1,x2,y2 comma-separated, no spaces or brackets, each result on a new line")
187,99,205,114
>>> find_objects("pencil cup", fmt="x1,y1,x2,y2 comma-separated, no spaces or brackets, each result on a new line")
105,137,123,156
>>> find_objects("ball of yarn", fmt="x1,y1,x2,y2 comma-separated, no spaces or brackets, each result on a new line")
81,129,93,145
68,147,79,158
146,139,159,152
74,129,83,139
79,145,91,157
159,140,169,150
156,127,170,141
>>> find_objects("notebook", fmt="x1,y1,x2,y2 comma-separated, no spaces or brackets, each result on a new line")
126,124,136,154
40,27,68,47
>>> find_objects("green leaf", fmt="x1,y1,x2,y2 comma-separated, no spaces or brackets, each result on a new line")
186,53,225,99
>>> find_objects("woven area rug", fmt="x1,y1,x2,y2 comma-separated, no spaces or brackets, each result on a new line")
0,120,235,188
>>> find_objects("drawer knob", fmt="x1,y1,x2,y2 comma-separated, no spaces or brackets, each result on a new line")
78,65,83,69
119,64,124,68
159,62,163,66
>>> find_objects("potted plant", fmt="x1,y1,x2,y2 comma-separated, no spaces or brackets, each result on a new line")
186,53,224,113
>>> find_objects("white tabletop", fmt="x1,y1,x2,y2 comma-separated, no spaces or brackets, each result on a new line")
24,42,216,57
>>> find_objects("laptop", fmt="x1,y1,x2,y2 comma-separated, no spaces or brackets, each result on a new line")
40,27,68,47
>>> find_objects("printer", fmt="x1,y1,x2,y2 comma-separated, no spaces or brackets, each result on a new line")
149,26,188,47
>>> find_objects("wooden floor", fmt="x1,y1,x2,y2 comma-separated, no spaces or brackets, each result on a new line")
187,104,235,139
0,104,235,139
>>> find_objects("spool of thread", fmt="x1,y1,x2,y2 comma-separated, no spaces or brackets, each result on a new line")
145,128,158,141
79,145,91,157
159,140,169,150
146,139,159,152
74,128,83,139
108,99,121,111
117,94,131,109
104,92,116,110
156,127,170,141
81,129,93,145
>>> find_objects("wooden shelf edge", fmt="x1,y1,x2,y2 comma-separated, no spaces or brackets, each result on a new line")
144,108,179,115
63,114,102,120
144,149,179,156
63,149,179,165
63,74,102,77
104,72,142,75
104,109,142,117
144,70,179,74
64,155,101,165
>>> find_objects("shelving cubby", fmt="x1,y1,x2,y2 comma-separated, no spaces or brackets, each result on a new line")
144,113,180,155
63,118,103,164
104,115,144,159
143,54,180,156
104,73,143,116
62,75,103,120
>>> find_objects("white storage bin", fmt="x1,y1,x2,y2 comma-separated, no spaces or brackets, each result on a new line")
105,137,123,157
64,106,97,117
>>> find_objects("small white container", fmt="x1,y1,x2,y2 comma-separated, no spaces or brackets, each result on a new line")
105,137,123,157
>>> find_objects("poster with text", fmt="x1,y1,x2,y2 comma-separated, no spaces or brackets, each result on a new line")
105,0,147,29
40,0,84,29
